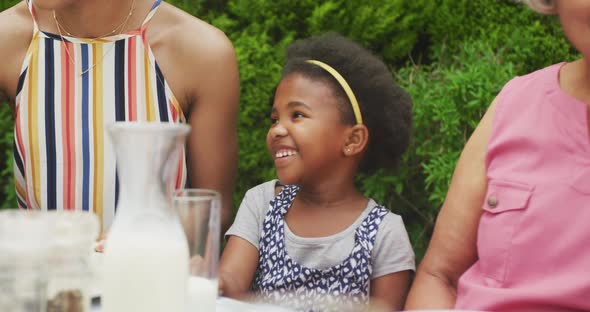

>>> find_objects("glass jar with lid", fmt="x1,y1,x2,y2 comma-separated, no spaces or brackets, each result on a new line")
0,210,50,312
45,211,99,312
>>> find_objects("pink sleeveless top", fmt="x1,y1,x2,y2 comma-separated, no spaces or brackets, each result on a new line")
455,63,590,311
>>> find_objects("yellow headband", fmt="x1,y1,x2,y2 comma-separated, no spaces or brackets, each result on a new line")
306,60,363,125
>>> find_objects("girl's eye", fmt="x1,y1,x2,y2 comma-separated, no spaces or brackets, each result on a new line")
293,112,305,119
270,117,278,124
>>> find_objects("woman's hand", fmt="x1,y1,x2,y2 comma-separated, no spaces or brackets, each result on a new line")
94,232,107,253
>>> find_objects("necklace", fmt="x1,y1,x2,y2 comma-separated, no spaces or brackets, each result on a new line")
52,0,137,76
52,0,136,41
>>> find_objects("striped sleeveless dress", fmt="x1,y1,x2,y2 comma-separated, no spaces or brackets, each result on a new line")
13,0,187,231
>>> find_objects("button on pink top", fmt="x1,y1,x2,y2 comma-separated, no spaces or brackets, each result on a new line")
455,63,590,311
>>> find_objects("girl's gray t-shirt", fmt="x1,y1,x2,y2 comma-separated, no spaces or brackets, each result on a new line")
225,180,415,278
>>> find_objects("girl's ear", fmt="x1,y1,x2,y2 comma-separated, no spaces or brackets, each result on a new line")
343,124,369,156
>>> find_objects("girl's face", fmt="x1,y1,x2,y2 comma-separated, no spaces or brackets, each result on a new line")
556,0,590,57
267,74,351,185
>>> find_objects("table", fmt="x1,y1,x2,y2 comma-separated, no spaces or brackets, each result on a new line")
91,297,295,311
89,254,294,311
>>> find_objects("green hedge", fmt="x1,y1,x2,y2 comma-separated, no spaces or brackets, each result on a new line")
0,0,579,260
0,103,14,208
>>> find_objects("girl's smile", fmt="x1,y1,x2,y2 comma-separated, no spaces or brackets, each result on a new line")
272,147,299,166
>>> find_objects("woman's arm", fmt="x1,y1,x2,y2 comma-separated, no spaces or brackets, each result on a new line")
163,16,240,234
404,99,497,309
186,34,239,234
219,236,260,299
370,270,411,311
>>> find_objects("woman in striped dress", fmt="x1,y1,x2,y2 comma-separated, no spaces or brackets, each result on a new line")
0,0,239,235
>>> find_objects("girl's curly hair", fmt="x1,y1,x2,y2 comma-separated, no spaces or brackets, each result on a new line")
280,33,413,174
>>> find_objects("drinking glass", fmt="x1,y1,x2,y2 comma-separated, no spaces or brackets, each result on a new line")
173,189,221,312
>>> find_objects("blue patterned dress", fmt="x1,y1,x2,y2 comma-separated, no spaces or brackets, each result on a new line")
253,185,389,311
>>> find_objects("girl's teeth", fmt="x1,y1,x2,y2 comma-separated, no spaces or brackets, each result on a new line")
276,150,297,158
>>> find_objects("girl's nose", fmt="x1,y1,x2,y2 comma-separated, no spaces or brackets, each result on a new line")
270,122,287,139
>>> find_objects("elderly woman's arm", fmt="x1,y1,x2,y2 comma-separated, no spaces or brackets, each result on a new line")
405,100,497,309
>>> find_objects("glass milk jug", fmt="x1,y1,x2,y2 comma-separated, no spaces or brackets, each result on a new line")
102,122,190,312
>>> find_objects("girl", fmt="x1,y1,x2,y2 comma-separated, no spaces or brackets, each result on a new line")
220,33,415,311
406,0,590,310
0,0,239,234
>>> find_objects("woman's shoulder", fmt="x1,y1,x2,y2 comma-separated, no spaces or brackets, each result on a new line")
153,3,233,55
0,2,32,41
146,2,237,109
501,62,564,95
0,2,34,99
0,2,31,32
